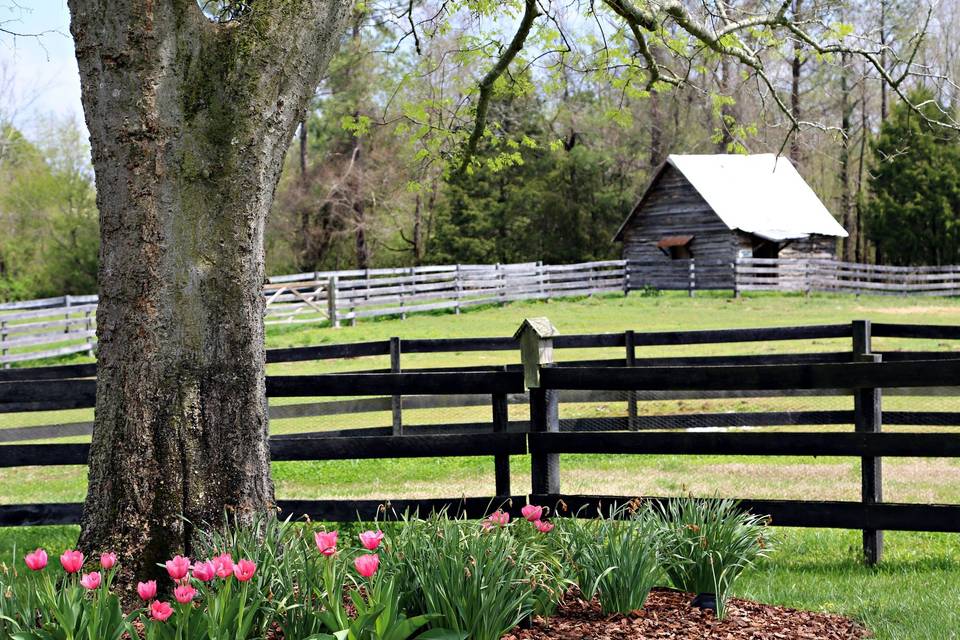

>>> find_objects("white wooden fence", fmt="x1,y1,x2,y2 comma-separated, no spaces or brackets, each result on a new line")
0,260,626,366
8,256,960,366
734,258,960,296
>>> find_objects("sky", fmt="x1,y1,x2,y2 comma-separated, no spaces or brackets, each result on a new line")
0,1,84,133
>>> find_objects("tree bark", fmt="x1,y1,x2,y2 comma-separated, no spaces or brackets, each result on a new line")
839,50,854,261
789,0,803,163
68,0,351,585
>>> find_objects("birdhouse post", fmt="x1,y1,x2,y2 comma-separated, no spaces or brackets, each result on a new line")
514,317,558,389
515,317,560,496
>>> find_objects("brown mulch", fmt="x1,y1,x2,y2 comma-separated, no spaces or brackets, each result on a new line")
503,589,870,640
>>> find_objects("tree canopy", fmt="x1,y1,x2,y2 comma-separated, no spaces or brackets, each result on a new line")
868,90,960,266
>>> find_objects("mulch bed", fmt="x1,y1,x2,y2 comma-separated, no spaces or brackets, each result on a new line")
504,589,870,640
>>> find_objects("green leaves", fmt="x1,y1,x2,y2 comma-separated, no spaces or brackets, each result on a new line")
561,505,661,614
654,498,772,619
868,89,960,266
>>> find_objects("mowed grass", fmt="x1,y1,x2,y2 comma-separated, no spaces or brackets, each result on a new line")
3,291,960,638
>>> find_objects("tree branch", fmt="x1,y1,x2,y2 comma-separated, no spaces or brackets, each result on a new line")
456,0,540,175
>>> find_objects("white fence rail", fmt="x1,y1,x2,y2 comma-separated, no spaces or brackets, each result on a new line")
1,260,627,366
734,258,960,296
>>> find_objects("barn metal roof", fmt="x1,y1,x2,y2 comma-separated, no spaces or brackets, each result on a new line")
615,154,848,242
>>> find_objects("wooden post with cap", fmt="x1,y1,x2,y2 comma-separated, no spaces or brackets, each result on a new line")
516,317,560,496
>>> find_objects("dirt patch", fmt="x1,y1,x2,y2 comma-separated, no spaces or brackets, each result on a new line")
505,589,869,640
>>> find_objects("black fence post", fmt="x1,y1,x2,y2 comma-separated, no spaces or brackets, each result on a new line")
853,319,883,565
529,386,560,495
390,337,403,436
625,330,638,430
492,390,511,496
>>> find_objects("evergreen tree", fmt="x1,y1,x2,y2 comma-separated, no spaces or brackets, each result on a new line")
868,90,960,265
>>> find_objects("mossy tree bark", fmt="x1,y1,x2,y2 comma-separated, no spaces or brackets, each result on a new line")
67,0,351,584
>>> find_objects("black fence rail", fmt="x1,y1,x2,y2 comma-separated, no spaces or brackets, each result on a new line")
2,320,960,567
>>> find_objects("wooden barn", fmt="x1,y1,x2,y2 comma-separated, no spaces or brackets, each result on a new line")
614,154,848,290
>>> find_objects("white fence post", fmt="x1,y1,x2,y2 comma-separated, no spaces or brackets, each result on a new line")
85,310,95,357
454,264,462,314
64,295,72,334
1,319,7,369
327,276,340,328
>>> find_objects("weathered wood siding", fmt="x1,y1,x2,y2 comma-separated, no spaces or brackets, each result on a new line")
781,235,838,260
621,165,736,289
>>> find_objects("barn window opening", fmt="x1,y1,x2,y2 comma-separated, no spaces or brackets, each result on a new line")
751,237,780,260
657,235,694,260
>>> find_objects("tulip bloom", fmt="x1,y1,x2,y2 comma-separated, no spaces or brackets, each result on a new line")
80,572,101,590
137,580,158,601
354,553,379,578
24,549,47,572
165,555,191,581
521,505,544,522
233,559,256,582
192,560,216,582
212,553,234,579
359,530,384,551
534,519,554,534
151,600,174,622
100,552,117,570
174,584,197,604
60,550,84,574
487,510,510,527
315,530,338,556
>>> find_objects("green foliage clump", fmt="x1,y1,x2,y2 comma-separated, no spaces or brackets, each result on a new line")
0,119,99,301
654,497,772,619
560,504,661,614
868,89,960,266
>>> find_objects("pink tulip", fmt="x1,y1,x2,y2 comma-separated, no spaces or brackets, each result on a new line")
315,530,338,556
174,584,197,604
354,553,379,578
137,580,158,601
100,552,117,570
24,549,47,571
521,505,544,522
487,510,510,527
212,553,234,579
165,555,191,581
481,520,495,532
359,530,384,551
60,550,84,574
80,571,101,590
233,559,256,582
151,600,174,622
192,560,215,582
534,519,554,534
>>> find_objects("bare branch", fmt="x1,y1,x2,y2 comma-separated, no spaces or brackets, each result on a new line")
456,0,540,175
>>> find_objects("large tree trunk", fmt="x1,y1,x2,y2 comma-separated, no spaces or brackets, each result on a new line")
68,0,351,585
839,50,854,261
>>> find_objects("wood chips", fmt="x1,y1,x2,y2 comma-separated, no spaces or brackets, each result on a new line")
504,589,870,640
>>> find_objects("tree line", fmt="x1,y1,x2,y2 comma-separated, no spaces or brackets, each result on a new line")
2,0,959,304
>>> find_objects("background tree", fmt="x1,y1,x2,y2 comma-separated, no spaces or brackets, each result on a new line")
868,90,960,265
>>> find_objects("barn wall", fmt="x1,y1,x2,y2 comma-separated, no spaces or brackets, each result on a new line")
780,235,838,259
621,165,736,290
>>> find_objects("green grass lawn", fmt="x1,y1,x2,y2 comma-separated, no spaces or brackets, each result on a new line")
3,291,960,638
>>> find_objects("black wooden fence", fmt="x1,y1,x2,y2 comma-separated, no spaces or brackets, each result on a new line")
2,320,960,565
